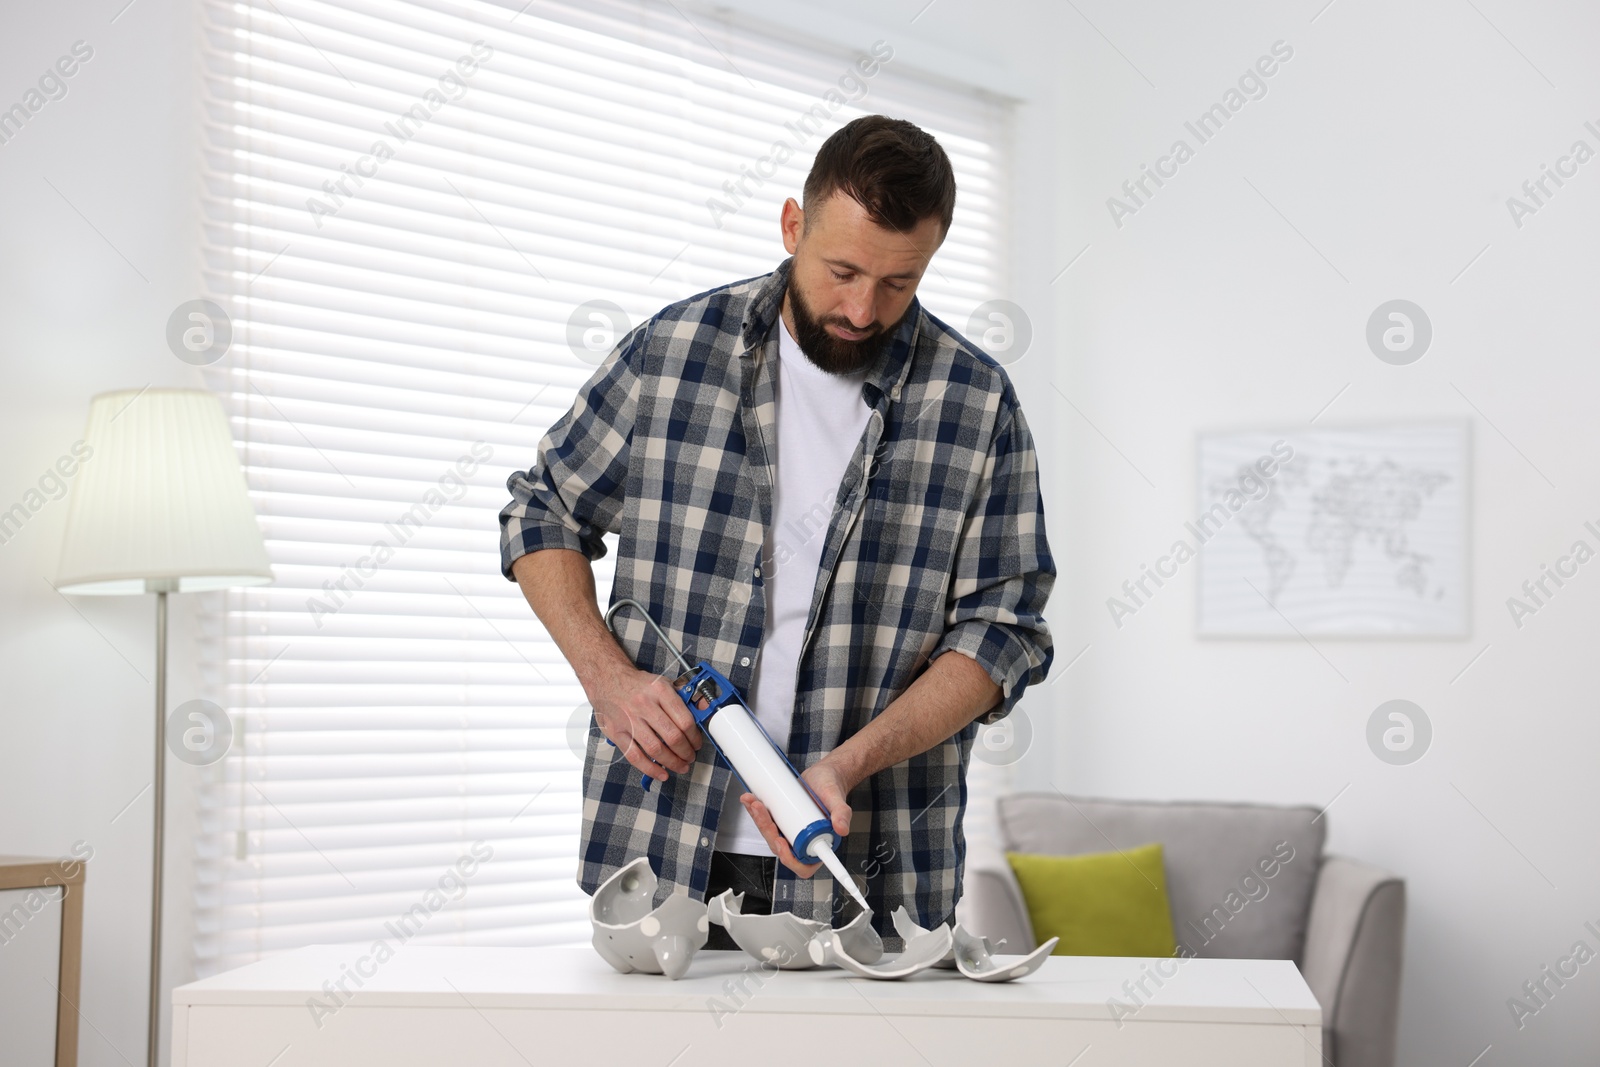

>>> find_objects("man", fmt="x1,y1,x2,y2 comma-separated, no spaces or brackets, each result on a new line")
499,115,1053,948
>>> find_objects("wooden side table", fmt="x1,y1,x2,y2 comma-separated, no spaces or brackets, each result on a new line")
0,855,87,1067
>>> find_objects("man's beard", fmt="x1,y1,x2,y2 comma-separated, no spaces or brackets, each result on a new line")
786,278,900,376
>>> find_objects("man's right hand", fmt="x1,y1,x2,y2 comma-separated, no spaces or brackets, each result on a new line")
510,550,705,783
588,667,703,782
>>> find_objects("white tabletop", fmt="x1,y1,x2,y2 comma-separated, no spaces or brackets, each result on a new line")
174,944,1320,1027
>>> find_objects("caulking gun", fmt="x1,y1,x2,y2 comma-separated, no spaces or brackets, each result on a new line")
600,597,870,913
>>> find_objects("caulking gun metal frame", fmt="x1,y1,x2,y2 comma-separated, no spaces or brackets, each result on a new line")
600,598,855,897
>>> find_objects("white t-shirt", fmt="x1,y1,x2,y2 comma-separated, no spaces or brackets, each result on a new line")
714,313,873,855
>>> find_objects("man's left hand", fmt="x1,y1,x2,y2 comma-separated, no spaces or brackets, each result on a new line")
740,757,854,877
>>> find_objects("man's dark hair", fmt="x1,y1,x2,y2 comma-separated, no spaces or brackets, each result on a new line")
802,115,956,237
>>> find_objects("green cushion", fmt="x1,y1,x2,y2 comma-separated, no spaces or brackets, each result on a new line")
1006,842,1178,957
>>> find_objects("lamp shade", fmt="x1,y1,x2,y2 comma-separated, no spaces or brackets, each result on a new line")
55,388,273,595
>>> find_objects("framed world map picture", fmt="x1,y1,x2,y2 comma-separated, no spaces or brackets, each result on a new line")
1196,422,1470,637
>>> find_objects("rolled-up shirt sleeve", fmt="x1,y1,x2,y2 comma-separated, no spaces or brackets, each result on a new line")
498,325,645,579
928,400,1055,724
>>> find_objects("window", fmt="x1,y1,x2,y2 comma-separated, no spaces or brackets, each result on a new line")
195,0,1012,975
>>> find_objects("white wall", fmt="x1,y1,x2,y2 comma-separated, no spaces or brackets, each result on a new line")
0,2,206,1065
1034,1,1600,1065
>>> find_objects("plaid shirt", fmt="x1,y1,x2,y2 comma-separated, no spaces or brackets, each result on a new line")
499,257,1054,946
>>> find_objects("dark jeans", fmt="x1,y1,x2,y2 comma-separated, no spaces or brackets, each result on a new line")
704,851,776,951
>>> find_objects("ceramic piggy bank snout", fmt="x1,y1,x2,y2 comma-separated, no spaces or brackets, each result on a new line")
589,857,710,980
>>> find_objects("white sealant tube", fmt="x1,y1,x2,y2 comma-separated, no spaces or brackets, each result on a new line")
705,699,871,912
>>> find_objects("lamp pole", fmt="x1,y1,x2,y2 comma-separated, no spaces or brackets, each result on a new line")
149,585,169,1067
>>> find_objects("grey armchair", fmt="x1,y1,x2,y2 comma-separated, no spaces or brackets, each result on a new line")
960,794,1405,1067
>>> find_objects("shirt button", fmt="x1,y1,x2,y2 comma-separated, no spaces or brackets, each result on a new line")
753,566,762,577
740,656,751,667
700,836,709,847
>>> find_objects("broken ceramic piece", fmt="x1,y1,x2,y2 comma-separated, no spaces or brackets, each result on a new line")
707,888,885,969
707,889,827,969
589,856,709,980
832,905,884,965
809,905,951,979
894,909,1059,983
946,924,1059,982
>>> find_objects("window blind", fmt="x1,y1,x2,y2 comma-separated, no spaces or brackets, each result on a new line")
195,0,1013,977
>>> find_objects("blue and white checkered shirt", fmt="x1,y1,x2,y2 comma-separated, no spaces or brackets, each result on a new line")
499,257,1054,945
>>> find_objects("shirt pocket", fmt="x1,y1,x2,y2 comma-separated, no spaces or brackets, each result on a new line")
863,475,965,543
855,477,964,628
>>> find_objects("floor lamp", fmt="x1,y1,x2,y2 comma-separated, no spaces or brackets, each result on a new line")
55,388,273,1067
